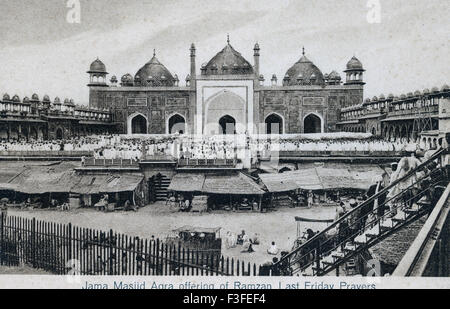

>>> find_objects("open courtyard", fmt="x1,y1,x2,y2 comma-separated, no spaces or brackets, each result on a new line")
9,204,336,266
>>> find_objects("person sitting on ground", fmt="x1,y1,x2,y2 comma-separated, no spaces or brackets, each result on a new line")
251,233,260,245
241,238,255,253
124,200,137,212
61,202,70,211
267,241,279,255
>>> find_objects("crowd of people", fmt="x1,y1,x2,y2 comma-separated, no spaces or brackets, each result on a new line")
0,133,418,161
0,136,107,152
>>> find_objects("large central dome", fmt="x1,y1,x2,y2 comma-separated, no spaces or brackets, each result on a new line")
285,53,325,86
135,53,175,87
202,40,253,76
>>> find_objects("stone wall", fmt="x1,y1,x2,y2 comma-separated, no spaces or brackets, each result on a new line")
89,88,194,134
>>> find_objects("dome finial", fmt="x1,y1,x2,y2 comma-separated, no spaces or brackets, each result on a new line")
227,34,230,44
302,47,305,56
153,49,156,57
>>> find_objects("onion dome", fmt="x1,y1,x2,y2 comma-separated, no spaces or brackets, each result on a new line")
372,96,378,102
2,93,10,101
271,74,277,81
64,98,70,104
400,94,407,100
285,51,325,86
110,75,118,84
12,95,20,102
66,99,75,106
259,74,265,81
414,90,422,96
202,39,253,76
23,97,30,103
441,84,449,91
329,70,341,80
363,98,371,105
54,97,61,104
423,88,430,95
31,94,39,101
134,75,142,85
345,56,364,71
121,73,134,86
87,58,107,74
388,93,394,99
407,92,414,98
43,95,51,102
135,51,175,87
185,74,191,82
431,87,439,93
379,94,385,100
393,96,400,102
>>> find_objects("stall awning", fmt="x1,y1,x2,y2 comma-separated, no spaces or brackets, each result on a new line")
73,174,144,194
259,169,323,193
168,173,205,192
3,163,144,194
203,173,265,195
259,163,385,193
168,172,265,195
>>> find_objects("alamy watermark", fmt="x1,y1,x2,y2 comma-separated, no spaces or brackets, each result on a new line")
66,0,81,24
367,0,381,24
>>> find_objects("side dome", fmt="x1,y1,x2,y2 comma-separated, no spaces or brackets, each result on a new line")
121,74,134,86
285,53,325,86
88,58,107,74
135,52,175,87
2,93,10,101
328,70,341,80
12,95,20,102
202,41,253,76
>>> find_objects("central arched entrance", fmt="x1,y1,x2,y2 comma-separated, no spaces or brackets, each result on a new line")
304,114,322,134
131,114,148,134
219,115,236,135
265,113,283,134
168,114,186,134
205,90,246,135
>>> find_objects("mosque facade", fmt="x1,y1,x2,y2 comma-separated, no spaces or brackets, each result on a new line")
88,39,365,136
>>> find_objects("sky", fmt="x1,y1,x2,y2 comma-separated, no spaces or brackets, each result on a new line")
0,0,448,105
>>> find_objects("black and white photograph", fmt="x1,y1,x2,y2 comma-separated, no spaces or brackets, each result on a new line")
0,0,448,291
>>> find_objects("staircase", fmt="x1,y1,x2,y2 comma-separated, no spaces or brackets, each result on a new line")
153,175,171,201
274,148,449,277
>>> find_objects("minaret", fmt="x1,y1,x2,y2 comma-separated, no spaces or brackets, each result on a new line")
190,43,196,89
254,42,260,78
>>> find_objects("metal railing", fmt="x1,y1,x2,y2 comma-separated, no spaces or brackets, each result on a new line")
273,147,448,276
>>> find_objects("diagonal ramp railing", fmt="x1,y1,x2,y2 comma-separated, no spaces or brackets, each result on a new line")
273,147,449,276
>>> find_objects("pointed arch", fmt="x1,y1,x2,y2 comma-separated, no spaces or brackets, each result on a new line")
219,115,237,134
303,112,324,133
265,112,285,134
127,112,148,135
166,112,187,134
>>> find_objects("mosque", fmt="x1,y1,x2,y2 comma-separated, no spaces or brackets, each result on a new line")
87,37,365,136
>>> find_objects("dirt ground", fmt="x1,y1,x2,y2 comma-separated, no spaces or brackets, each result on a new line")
0,265,49,275
9,203,336,266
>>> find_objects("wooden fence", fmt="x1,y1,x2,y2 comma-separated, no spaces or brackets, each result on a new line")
0,214,261,276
